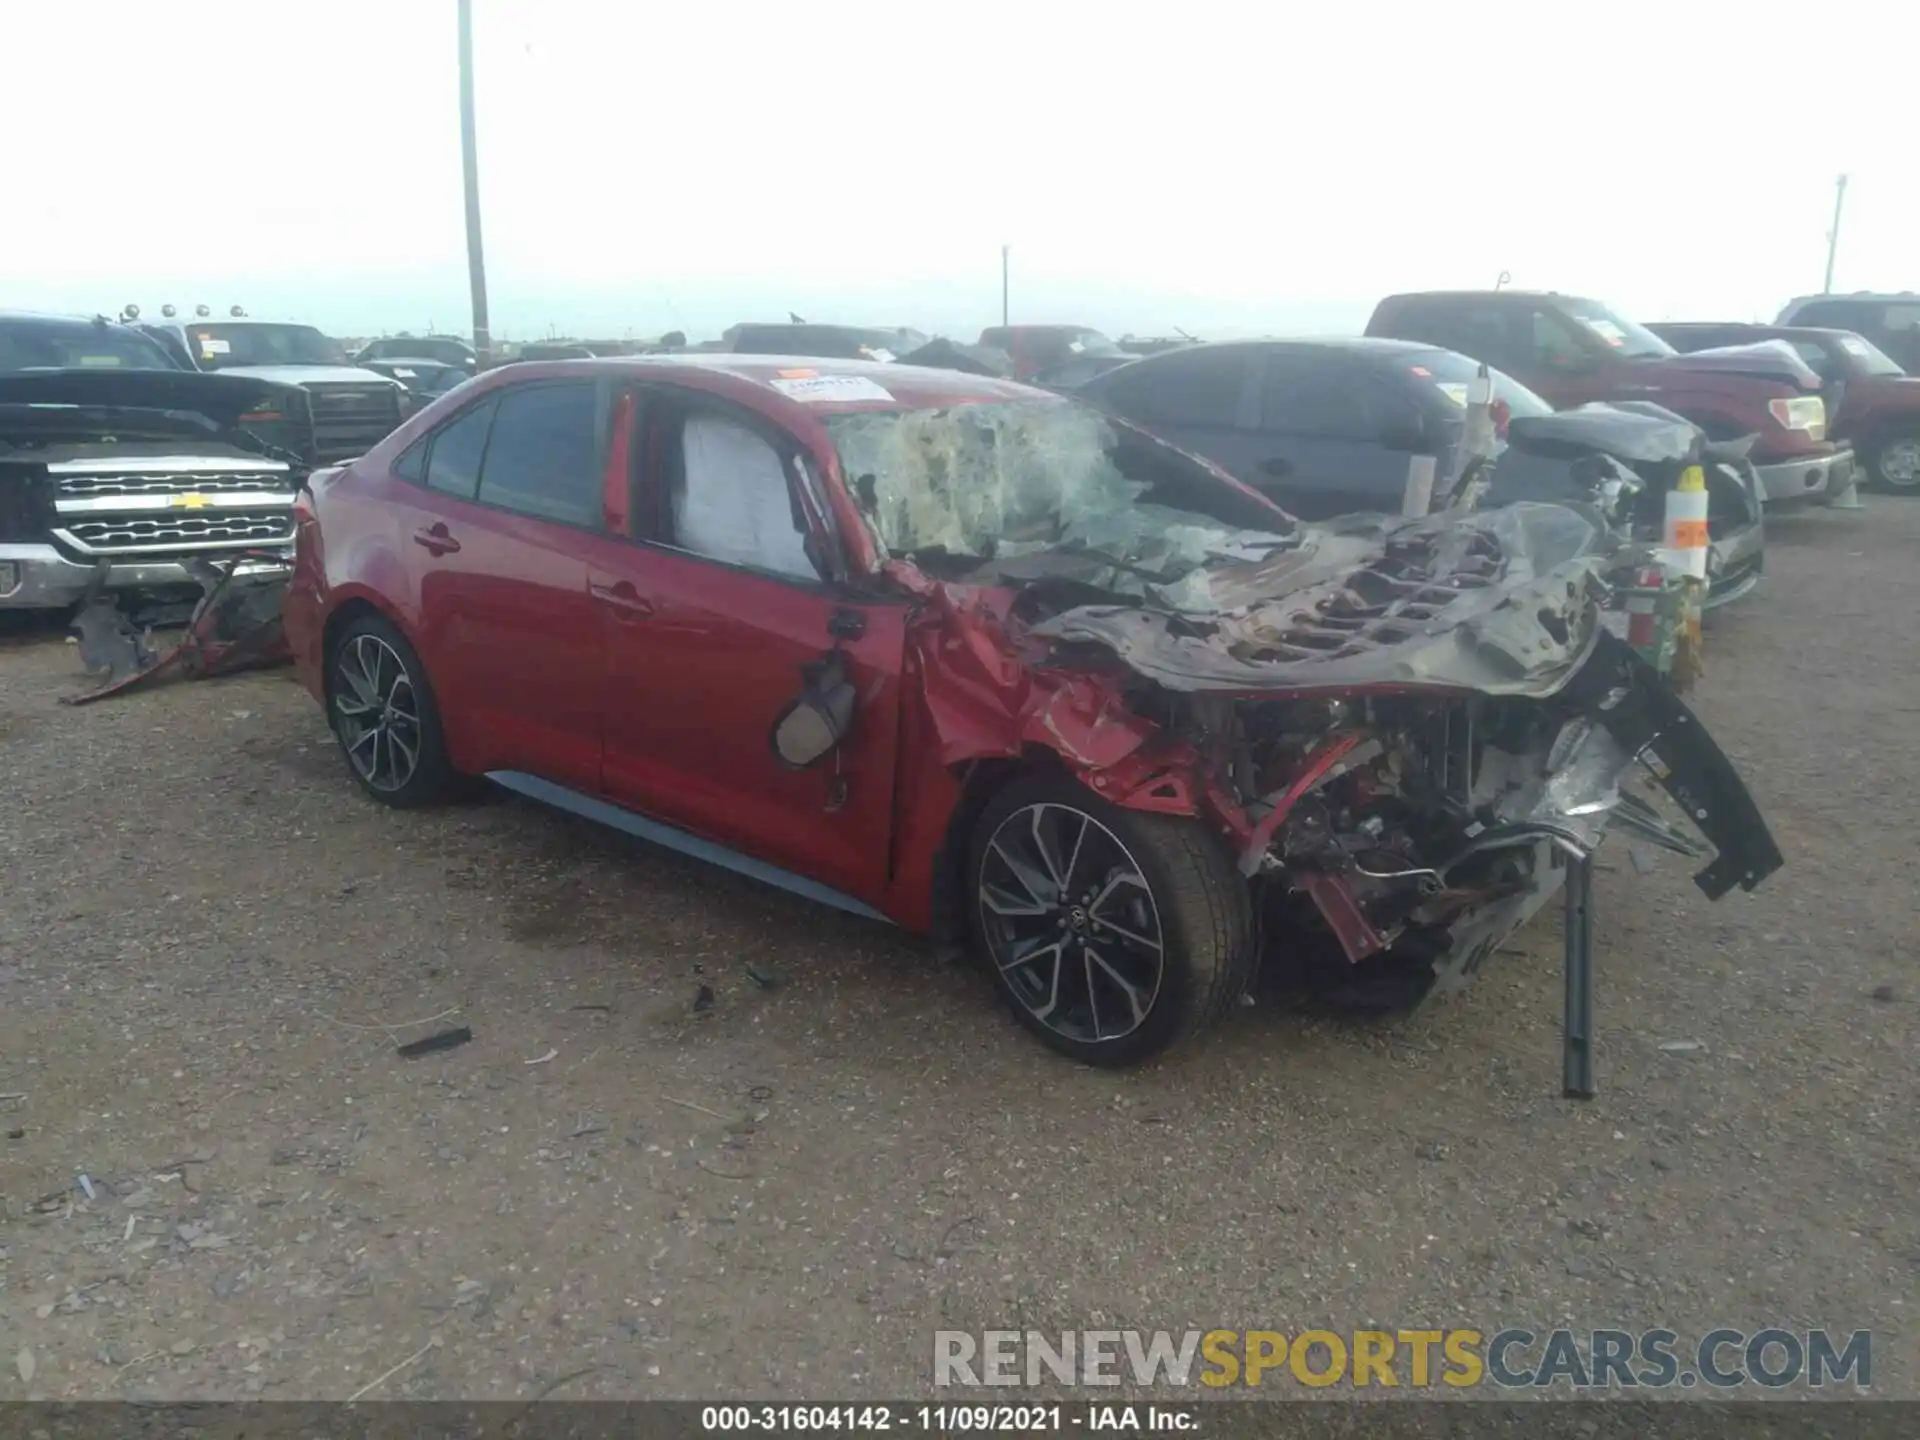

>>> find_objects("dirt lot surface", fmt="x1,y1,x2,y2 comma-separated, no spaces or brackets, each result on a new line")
0,504,1914,1404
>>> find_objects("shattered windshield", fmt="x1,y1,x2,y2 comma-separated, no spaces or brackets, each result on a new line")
187,324,348,369
825,399,1298,601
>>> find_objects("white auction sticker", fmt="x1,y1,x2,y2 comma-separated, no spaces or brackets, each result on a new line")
1583,318,1626,346
769,375,894,404
1435,382,1469,406
198,337,232,355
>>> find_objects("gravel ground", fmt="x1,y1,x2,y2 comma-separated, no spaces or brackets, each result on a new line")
0,503,1913,1404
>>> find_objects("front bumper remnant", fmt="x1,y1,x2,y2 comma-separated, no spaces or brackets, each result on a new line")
1753,448,1852,505
65,549,295,705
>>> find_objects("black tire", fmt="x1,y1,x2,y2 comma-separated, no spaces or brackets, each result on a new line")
1865,431,1920,494
324,611,461,808
965,773,1255,1067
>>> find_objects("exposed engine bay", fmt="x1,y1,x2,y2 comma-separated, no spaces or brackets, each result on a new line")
857,399,1782,1009
1139,682,1716,1004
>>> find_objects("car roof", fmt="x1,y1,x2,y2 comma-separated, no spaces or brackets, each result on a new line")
1781,291,1919,305
1658,321,1858,342
1375,289,1593,306
149,316,326,328
0,308,141,332
730,322,909,335
1116,336,1453,362
491,353,1045,412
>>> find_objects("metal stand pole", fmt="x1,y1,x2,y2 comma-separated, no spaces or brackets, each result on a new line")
1562,853,1595,1099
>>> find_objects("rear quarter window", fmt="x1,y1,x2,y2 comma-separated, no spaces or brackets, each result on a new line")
423,398,496,498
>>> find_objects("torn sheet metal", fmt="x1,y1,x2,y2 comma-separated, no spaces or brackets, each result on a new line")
1028,503,1621,698
66,549,294,705
1506,403,1701,466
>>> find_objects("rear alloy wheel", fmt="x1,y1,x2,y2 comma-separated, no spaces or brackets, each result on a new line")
967,776,1254,1067
327,613,459,808
1869,434,1920,493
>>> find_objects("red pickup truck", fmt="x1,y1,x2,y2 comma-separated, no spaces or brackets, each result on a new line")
1366,291,1853,505
1648,322,1920,493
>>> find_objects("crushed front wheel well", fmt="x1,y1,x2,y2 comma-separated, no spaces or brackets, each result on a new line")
928,748,1071,947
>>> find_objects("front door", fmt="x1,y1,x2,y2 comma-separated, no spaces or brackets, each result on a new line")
592,387,907,906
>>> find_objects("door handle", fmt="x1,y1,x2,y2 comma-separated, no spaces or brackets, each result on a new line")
1260,457,1293,478
590,580,655,619
412,524,461,556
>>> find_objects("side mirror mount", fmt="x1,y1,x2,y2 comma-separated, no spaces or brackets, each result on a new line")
770,652,857,769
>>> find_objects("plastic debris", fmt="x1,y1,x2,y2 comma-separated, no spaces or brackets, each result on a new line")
396,1027,473,1059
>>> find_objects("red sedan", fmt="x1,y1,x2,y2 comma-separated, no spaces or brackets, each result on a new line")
285,355,1778,1067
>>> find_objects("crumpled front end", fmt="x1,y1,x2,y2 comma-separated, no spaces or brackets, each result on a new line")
896,500,1781,1003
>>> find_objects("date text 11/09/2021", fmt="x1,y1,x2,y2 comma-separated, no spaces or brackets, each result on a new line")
701,1404,1194,1432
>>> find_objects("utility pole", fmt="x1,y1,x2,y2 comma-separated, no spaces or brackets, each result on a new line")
1822,174,1848,295
1000,244,1010,327
457,0,492,364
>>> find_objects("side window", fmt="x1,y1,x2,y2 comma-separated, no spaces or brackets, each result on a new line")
663,409,819,583
1258,355,1383,440
1528,310,1590,369
1104,348,1246,427
393,438,427,482
1790,300,1865,331
424,398,495,498
1416,308,1524,372
475,382,602,525
1788,341,1836,381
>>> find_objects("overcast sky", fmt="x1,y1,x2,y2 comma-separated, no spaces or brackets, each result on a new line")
5,1,1915,343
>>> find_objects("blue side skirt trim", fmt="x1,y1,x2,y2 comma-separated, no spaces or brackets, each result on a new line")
484,770,895,926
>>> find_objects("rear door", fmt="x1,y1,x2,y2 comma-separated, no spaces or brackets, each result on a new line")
589,384,908,905
394,379,608,790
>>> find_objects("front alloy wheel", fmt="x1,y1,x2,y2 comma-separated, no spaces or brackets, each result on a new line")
979,803,1167,1046
967,776,1255,1067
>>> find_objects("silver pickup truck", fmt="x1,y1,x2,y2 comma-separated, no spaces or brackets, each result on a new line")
0,312,307,613
131,310,409,466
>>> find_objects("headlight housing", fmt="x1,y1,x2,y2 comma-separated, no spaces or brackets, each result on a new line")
1768,396,1826,439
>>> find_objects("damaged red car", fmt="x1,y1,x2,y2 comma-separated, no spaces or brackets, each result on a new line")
284,357,1781,1067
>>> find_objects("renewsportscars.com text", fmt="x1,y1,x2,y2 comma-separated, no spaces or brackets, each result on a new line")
933,1327,1872,1391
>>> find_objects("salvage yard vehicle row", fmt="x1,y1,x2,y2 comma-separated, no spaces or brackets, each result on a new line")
283,354,1782,1067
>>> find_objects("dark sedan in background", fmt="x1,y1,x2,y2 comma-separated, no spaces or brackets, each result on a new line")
358,357,470,404
1070,338,1766,605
